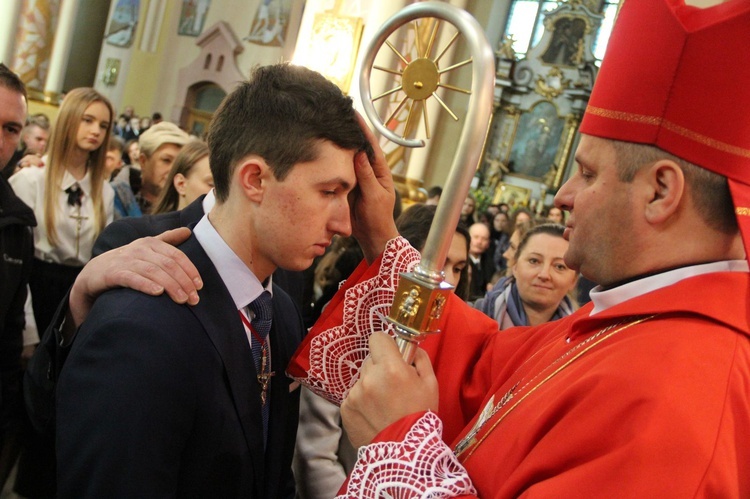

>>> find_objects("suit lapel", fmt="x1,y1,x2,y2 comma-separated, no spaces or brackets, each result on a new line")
179,237,266,494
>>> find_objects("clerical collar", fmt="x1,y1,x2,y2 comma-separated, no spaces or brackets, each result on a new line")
193,213,272,311
589,260,748,315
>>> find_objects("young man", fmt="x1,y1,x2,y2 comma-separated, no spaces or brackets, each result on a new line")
287,0,750,496
1,113,49,179
56,64,372,497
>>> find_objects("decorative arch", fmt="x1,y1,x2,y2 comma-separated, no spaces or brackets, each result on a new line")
172,21,244,130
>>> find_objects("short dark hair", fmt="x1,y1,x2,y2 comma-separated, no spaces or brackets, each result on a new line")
611,140,737,234
0,63,27,101
427,186,443,198
207,63,373,202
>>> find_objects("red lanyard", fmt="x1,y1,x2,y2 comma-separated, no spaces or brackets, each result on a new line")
238,310,267,347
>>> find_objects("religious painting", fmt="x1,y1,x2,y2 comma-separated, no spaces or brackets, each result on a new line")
12,0,61,90
541,17,587,67
105,0,140,48
493,183,531,210
507,101,565,181
301,13,364,92
245,0,292,47
178,0,211,37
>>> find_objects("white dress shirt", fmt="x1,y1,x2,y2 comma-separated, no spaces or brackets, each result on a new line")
9,166,114,265
590,260,748,315
193,212,273,349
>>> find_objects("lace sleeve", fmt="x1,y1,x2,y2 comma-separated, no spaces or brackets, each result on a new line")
336,412,476,498
288,236,421,405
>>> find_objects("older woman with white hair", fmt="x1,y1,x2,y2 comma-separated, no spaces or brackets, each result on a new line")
135,121,189,213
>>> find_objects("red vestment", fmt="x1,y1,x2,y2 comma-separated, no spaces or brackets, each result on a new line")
288,238,750,498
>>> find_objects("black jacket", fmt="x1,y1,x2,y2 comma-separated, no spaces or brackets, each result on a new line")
0,175,35,429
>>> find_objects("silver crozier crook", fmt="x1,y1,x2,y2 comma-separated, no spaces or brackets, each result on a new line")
359,2,495,364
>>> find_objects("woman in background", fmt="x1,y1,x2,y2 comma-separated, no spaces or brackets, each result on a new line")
475,223,578,329
8,87,114,498
9,87,114,333
151,139,212,214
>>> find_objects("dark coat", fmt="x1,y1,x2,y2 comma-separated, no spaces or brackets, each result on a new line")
57,235,304,497
0,175,34,427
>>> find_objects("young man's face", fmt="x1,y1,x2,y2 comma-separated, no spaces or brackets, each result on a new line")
0,86,26,168
22,124,49,155
253,140,357,274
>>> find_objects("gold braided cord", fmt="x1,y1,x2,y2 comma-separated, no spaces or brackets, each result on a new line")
736,207,750,217
586,106,750,160
457,315,656,462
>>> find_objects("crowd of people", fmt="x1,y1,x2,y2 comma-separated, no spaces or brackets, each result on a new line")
0,0,749,496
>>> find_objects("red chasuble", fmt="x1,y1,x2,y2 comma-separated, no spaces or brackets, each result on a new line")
288,238,750,498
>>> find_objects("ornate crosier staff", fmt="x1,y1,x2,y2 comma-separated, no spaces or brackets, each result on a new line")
359,2,495,364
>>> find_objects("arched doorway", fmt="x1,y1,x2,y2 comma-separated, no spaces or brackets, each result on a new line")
184,82,226,138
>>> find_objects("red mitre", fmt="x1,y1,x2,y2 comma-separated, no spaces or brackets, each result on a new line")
580,0,750,257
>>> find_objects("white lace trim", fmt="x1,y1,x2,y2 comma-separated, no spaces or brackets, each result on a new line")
293,236,420,405
336,412,476,498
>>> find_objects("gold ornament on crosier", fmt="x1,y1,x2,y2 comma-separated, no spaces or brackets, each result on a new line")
359,2,495,363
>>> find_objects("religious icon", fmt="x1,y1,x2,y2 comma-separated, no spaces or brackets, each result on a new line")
178,0,211,37
105,0,140,48
245,0,291,47
541,17,587,67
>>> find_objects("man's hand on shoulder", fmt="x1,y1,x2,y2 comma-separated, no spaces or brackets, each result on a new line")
68,227,203,330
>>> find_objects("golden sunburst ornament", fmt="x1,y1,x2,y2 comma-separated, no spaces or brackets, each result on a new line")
370,19,473,142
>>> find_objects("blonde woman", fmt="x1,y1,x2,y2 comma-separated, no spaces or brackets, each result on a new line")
9,88,114,335
151,139,212,214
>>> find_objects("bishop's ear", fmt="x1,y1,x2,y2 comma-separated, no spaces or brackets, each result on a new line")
643,159,685,224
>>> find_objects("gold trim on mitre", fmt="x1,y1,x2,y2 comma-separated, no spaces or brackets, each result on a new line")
587,105,750,160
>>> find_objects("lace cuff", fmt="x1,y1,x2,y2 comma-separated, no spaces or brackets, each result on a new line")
336,412,476,498
287,236,420,405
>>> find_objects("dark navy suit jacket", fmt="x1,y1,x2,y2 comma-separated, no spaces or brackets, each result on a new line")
56,233,304,498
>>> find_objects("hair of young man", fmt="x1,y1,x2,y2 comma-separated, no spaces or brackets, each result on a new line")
0,63,27,100
44,87,114,245
611,139,737,234
152,139,209,215
206,63,373,203
108,134,125,153
396,203,471,300
26,113,50,130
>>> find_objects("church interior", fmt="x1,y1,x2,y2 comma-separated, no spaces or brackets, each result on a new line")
2,0,627,214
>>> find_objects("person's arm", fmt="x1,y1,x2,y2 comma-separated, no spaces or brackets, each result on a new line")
66,227,202,338
24,228,202,435
337,333,476,498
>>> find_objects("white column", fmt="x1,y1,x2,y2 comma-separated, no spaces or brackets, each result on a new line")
43,0,82,101
0,1,23,65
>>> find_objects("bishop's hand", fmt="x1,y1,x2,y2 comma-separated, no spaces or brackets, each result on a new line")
341,331,439,448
